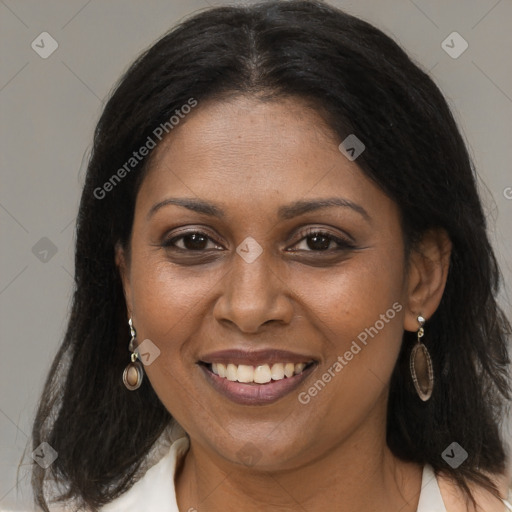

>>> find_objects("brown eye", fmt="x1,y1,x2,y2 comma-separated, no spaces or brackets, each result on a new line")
162,231,223,251
291,229,355,252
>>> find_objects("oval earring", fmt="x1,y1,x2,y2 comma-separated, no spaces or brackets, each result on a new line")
409,315,434,401
122,318,144,390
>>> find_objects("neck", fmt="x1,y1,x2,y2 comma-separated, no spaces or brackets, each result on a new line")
175,408,423,512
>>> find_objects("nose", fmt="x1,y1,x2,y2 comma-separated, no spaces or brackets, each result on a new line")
212,249,294,334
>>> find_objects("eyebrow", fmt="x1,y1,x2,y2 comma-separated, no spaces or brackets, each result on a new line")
147,196,371,223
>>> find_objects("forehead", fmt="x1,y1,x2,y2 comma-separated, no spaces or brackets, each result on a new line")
136,95,393,221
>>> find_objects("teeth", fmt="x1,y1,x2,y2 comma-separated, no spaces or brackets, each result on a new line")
270,363,285,380
295,363,306,373
226,363,237,381
284,363,295,378
210,362,310,384
237,365,254,383
254,364,271,384
217,363,226,378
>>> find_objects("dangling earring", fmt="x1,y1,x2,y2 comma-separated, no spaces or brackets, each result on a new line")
409,315,434,401
122,318,144,390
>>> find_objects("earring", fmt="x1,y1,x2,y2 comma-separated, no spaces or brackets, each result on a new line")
409,315,434,401
122,318,144,390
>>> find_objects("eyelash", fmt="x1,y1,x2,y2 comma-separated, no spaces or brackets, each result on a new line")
161,228,355,253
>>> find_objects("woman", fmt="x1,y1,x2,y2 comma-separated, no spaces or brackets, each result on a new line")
31,1,512,510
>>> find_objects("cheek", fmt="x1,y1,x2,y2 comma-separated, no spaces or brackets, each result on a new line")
127,261,207,422
292,250,406,427
294,247,405,343
127,250,190,349
128,231,220,332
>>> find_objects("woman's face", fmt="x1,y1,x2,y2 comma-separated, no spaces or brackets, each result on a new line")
118,95,417,470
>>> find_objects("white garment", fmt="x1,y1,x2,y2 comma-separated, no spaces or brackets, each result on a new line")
100,436,189,512
416,464,448,512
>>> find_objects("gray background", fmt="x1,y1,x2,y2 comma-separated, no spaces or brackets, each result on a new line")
1,0,511,510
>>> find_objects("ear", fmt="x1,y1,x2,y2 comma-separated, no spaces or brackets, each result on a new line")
404,228,452,332
115,241,134,319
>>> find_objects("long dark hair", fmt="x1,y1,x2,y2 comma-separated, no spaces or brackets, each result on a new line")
31,1,511,510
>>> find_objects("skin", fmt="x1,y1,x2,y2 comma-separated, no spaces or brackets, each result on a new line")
116,95,455,511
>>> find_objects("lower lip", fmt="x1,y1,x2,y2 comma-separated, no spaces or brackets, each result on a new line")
199,363,316,405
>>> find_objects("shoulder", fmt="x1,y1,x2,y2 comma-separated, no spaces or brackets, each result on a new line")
437,469,511,512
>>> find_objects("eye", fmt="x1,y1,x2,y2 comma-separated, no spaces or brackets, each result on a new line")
162,231,223,252
290,228,355,252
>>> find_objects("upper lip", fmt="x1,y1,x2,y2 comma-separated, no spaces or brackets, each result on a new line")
199,349,317,366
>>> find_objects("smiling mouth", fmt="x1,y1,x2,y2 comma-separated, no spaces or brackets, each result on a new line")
200,361,315,384
198,359,317,405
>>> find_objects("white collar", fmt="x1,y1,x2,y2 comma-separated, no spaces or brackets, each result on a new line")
416,464,447,512
99,436,189,512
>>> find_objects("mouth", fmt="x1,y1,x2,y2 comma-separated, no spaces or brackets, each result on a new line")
197,350,318,405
